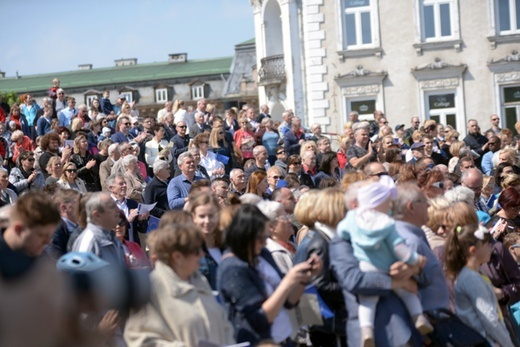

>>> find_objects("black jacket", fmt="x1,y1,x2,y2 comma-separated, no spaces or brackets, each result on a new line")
143,177,169,218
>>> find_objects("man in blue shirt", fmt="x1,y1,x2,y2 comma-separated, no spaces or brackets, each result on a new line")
58,97,77,127
167,152,202,210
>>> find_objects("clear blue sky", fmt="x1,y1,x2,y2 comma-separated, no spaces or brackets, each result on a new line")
0,0,255,77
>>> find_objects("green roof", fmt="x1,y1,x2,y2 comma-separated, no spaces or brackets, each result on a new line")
237,38,255,45
0,56,233,94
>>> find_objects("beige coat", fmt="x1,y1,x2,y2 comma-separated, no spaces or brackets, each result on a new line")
124,261,235,347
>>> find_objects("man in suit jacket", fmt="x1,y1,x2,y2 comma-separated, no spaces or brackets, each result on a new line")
143,160,170,218
189,111,211,137
99,143,121,191
107,174,148,247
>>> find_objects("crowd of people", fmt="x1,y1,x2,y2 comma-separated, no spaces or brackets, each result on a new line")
2,78,520,346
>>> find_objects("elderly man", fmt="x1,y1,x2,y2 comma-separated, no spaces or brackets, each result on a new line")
346,127,377,170
245,145,269,182
167,152,202,210
463,119,488,169
100,143,120,191
189,111,211,137
106,174,148,246
363,162,388,182
229,168,246,196
54,88,67,115
111,117,134,143
72,192,125,269
404,116,421,144
349,111,359,123
393,182,451,312
143,160,170,218
300,150,317,188
284,117,306,156
256,104,271,124
157,101,173,124
461,168,488,214
266,166,284,195
407,142,425,164
278,109,294,140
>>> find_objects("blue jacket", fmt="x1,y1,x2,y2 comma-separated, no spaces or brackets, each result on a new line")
329,236,423,347
36,116,52,136
283,130,305,156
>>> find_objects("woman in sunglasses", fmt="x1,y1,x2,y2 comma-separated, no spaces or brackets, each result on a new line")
114,210,150,269
9,151,45,195
57,162,87,193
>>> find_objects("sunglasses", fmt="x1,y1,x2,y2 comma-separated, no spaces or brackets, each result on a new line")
24,158,35,162
277,151,286,155
178,125,187,129
370,172,389,177
123,122,131,126
291,161,302,165
66,169,77,173
270,175,281,179
117,220,127,227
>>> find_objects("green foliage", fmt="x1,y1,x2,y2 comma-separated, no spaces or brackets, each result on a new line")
0,91,19,106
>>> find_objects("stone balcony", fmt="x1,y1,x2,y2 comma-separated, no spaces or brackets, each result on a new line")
258,54,286,85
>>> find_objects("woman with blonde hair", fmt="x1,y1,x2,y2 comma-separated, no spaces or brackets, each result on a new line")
294,188,348,346
299,140,318,157
124,223,235,347
57,162,87,193
173,100,187,125
497,147,519,167
209,126,234,174
187,193,223,290
448,141,466,173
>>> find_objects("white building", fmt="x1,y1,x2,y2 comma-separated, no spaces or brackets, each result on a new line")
251,0,520,136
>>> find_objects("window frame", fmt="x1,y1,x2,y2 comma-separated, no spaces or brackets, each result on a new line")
191,85,205,100
420,0,457,41
85,94,100,108
155,88,168,104
119,91,133,104
495,0,520,34
336,0,381,57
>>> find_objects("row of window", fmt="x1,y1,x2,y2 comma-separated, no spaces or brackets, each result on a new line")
83,85,206,108
341,0,519,49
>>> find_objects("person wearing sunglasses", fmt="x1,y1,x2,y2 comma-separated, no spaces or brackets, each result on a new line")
481,136,501,175
113,210,150,269
125,223,235,347
9,151,45,195
57,162,87,193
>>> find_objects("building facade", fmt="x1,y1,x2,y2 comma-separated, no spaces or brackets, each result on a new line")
0,41,259,117
251,0,520,136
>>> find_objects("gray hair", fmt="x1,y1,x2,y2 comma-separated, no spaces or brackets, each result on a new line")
0,167,8,175
392,182,422,219
177,152,194,166
256,200,284,221
301,150,315,160
253,146,266,157
153,160,169,174
107,143,119,156
105,174,126,190
122,154,138,169
239,193,262,205
230,168,244,180
85,192,109,223
444,186,474,206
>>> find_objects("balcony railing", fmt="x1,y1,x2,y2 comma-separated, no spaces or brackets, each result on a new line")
258,54,286,85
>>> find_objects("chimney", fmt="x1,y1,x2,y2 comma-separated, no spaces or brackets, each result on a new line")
78,64,93,70
115,58,138,67
168,53,187,63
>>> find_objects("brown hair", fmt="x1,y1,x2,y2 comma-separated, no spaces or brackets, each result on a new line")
245,171,267,196
12,191,61,228
154,224,205,264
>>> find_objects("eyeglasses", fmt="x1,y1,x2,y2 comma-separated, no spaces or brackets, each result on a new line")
178,125,187,129
123,122,131,126
291,161,302,165
218,131,224,135
380,121,388,125
276,150,286,155
25,158,35,162
492,118,499,121
117,220,127,227
270,175,281,180
66,169,77,173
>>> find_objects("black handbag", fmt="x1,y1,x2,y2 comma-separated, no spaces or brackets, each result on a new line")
426,308,491,347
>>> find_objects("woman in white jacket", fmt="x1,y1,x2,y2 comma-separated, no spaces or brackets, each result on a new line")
56,162,87,194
